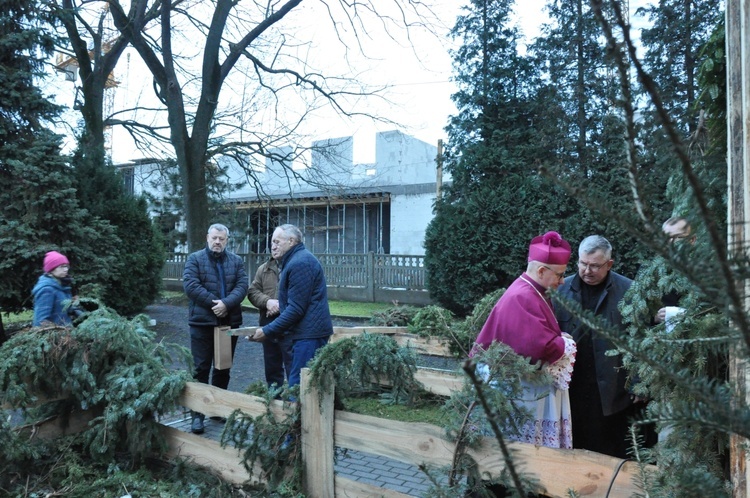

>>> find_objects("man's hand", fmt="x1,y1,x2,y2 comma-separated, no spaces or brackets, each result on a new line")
266,299,280,317
212,299,228,317
252,327,267,342
655,307,667,323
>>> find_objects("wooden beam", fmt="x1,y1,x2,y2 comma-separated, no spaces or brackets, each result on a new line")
214,326,234,369
726,0,750,495
301,368,335,497
161,424,260,486
334,410,651,498
178,381,292,422
331,327,453,357
13,410,95,440
335,476,413,497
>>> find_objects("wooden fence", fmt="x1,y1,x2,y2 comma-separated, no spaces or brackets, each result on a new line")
162,252,432,305
15,326,651,498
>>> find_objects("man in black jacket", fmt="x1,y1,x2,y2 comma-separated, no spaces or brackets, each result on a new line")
555,235,642,458
183,223,248,433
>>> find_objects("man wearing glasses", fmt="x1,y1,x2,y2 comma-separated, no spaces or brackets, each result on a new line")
555,235,641,458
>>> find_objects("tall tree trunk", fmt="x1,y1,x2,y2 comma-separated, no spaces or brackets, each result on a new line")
726,0,749,494
575,0,587,166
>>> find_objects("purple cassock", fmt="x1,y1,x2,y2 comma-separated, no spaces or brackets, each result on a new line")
469,230,575,449
471,273,564,365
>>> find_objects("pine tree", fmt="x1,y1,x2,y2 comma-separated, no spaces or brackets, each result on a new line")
70,140,164,316
0,0,115,339
424,0,573,315
616,13,730,495
531,0,654,274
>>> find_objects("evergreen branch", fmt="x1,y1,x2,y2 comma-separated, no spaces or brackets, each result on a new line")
591,0,750,349
462,358,527,496
552,292,749,439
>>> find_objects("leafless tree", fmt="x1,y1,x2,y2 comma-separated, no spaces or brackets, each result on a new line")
94,0,442,251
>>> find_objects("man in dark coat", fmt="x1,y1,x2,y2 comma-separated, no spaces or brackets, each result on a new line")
183,223,248,433
250,224,333,387
247,255,293,389
555,235,643,458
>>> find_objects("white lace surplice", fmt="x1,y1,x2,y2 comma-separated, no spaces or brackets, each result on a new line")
514,334,576,449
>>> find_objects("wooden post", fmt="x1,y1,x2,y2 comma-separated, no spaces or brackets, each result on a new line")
214,326,233,370
366,251,375,302
726,1,750,495
300,367,335,498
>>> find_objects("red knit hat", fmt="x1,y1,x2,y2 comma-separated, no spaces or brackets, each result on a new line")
44,251,70,273
527,231,571,265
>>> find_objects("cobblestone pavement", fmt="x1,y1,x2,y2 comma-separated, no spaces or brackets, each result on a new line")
147,303,442,497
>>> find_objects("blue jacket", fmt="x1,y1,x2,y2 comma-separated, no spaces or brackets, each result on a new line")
556,271,633,416
183,247,248,328
32,274,73,326
262,243,333,341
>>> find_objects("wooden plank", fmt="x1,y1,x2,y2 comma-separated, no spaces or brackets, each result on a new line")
161,424,261,486
2,392,66,410
331,327,453,357
414,368,463,397
228,326,453,357
334,410,652,498
214,326,234,369
179,382,292,422
301,368,335,498
335,475,413,498
333,326,410,335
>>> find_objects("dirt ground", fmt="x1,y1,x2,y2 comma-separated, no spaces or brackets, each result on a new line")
144,303,371,393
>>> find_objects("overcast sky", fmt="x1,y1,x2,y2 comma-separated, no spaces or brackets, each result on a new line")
48,0,652,166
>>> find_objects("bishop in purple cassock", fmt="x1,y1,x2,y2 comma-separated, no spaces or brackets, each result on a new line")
471,231,576,449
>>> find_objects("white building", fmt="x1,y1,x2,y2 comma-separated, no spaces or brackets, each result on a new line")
120,130,444,255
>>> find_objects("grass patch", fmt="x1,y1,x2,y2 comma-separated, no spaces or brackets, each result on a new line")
342,395,445,425
160,290,404,318
4,310,33,325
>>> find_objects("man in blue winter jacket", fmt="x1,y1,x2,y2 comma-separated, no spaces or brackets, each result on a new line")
183,223,248,433
250,224,333,387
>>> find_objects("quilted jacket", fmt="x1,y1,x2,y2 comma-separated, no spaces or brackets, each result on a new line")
183,247,248,327
261,242,333,341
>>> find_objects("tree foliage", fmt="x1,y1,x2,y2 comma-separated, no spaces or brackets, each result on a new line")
70,143,165,316
0,0,116,329
0,306,193,492
425,0,574,316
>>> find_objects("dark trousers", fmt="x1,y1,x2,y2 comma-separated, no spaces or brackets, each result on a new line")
190,325,238,389
288,337,329,387
262,337,294,388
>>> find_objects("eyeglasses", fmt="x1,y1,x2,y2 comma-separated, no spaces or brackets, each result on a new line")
578,260,606,272
541,265,565,280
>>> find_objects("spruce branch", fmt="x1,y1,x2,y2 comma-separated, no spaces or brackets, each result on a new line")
462,358,527,496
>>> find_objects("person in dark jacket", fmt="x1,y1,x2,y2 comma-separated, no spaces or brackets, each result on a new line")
250,224,333,387
247,255,293,389
183,223,249,433
32,251,74,327
555,235,645,458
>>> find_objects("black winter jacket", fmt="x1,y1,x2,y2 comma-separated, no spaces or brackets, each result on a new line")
183,247,249,328
556,271,633,416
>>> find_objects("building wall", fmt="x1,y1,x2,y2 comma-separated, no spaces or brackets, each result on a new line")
118,131,442,255
390,191,435,255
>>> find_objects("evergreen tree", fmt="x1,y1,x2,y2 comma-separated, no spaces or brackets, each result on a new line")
531,0,652,275
633,0,723,228
0,0,115,339
424,0,573,315
616,16,730,495
70,139,164,316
